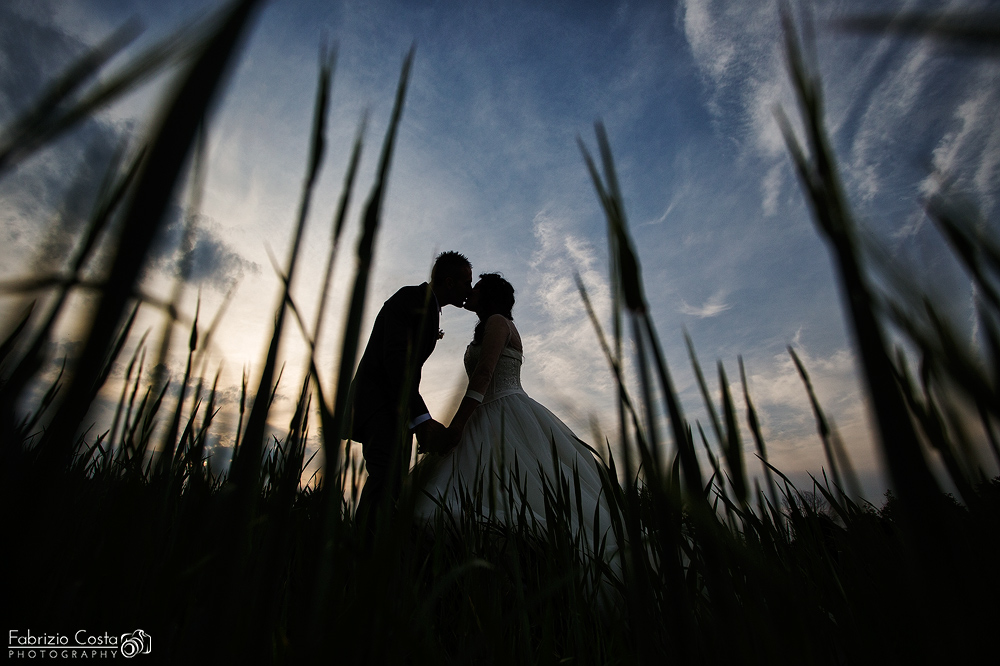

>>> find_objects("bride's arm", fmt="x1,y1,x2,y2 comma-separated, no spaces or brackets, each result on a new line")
443,314,511,446
468,314,512,397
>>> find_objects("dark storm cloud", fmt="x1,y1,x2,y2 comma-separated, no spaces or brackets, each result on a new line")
0,4,257,291
147,205,260,291
0,3,123,271
0,3,87,120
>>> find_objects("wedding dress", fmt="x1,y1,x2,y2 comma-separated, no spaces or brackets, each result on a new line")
413,316,620,573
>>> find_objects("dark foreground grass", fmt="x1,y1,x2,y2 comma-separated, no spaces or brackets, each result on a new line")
3,5,1000,664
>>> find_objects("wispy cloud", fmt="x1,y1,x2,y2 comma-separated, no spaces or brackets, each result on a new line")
761,162,782,216
920,70,1000,215
524,208,620,437
679,290,731,318
642,176,693,227
679,0,997,223
845,40,936,205
682,0,738,87
680,0,797,223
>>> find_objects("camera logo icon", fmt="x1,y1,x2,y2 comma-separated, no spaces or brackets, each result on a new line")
119,629,152,658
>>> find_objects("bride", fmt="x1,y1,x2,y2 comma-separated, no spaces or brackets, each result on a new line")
412,273,620,572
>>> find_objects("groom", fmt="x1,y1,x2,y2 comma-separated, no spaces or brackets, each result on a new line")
349,251,473,526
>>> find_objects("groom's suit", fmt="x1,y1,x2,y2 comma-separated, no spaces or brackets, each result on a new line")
350,282,439,519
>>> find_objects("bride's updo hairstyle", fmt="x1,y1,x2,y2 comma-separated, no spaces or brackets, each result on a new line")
472,273,515,345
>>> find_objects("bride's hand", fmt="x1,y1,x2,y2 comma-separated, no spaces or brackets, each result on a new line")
440,396,479,453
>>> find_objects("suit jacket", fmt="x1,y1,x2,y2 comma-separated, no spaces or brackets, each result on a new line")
349,283,440,442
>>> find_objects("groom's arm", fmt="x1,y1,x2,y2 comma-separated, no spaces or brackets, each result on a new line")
379,290,431,422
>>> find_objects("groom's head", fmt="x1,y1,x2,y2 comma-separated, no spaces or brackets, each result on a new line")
431,251,473,307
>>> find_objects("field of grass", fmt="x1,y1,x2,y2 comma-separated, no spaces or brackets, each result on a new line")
4,3,999,663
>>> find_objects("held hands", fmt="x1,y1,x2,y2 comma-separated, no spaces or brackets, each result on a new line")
415,419,461,455
439,424,462,452
436,396,481,454
415,419,447,454
414,396,482,456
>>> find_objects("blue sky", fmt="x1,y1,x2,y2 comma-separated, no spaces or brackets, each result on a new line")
2,0,998,500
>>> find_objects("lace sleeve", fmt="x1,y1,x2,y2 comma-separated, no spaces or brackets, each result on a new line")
466,314,512,399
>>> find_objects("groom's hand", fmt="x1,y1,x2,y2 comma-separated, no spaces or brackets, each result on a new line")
415,419,446,454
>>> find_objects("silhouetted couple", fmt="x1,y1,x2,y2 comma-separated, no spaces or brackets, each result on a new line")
349,251,617,567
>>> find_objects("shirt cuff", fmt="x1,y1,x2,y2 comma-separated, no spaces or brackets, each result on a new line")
409,413,432,429
465,390,484,403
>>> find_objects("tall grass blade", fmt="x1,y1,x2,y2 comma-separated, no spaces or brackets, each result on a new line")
718,362,748,504
307,110,365,469
685,333,724,446
573,273,647,462
834,11,1000,49
310,47,414,652
325,47,414,481
0,302,34,372
311,106,364,345
740,356,780,509
926,196,1000,312
788,346,844,495
643,315,704,499
630,314,659,475
583,127,707,499
232,45,332,491
156,297,199,475
777,7,942,521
